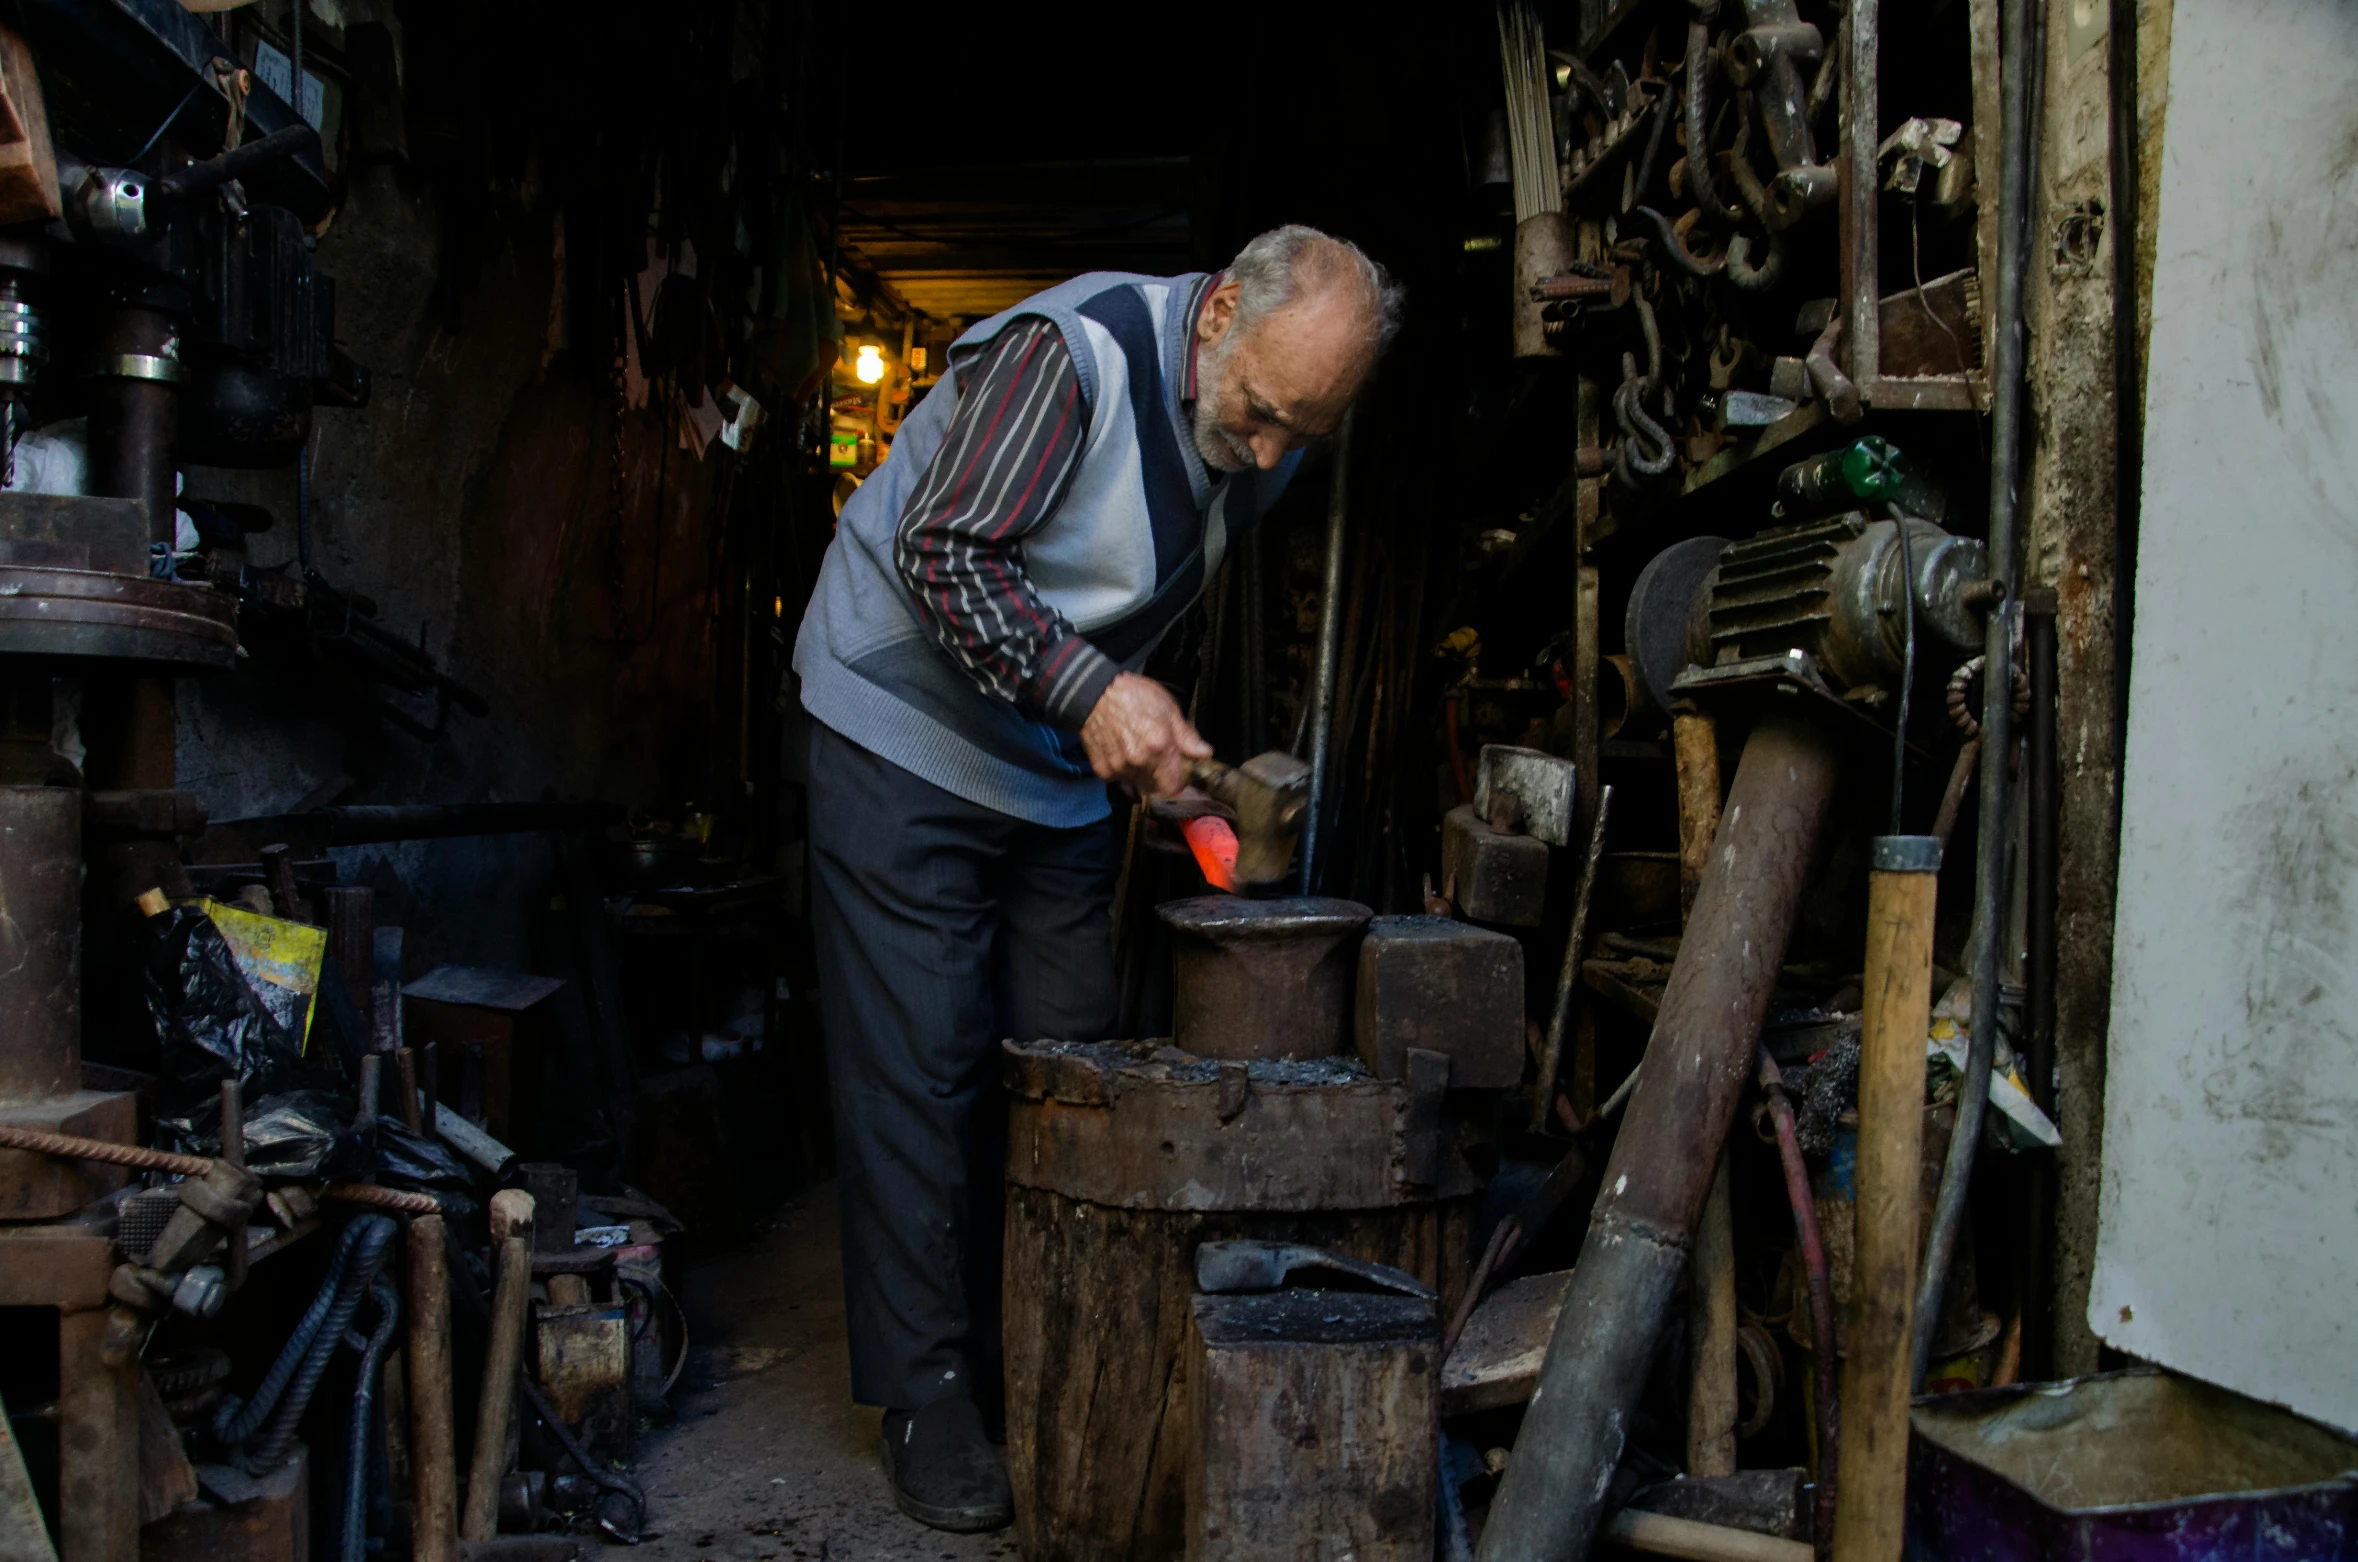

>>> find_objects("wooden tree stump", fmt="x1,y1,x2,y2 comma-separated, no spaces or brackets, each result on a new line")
1000,1041,1481,1562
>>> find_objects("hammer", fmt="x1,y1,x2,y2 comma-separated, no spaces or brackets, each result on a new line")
1184,751,1311,888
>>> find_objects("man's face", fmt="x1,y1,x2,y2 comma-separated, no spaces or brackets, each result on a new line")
1193,279,1373,473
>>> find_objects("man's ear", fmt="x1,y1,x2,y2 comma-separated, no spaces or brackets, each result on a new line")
1197,278,1242,347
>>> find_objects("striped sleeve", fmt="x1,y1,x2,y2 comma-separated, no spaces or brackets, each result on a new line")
892,316,1120,729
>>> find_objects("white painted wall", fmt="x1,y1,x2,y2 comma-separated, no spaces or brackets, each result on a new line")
2093,0,2358,1432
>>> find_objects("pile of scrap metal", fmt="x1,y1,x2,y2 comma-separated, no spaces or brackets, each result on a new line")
0,829,683,1562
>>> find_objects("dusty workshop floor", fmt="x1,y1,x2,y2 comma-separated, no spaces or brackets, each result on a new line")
631,1186,1017,1562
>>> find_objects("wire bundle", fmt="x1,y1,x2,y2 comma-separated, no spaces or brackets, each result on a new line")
1496,0,1563,222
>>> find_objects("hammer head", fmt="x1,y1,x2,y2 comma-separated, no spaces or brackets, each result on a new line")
1193,751,1310,889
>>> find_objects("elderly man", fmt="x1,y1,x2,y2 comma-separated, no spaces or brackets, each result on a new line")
792,224,1401,1531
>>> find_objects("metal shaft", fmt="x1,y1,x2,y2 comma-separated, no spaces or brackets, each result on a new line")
1478,717,1844,1562
1912,0,2040,1386
1299,408,1353,893
0,786,81,1104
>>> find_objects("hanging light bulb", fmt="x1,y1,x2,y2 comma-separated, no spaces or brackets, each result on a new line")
854,344,885,385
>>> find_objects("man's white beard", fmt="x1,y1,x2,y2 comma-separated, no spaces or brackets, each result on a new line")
1192,330,1255,472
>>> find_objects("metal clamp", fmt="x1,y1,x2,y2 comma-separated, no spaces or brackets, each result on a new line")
75,168,148,242
88,351,184,385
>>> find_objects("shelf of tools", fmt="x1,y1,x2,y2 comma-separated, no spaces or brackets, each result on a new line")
1438,1,2046,1556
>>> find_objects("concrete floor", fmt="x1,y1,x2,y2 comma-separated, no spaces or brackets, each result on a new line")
630,1186,1017,1562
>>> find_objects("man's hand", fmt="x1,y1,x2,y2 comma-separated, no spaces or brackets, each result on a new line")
1080,673,1212,796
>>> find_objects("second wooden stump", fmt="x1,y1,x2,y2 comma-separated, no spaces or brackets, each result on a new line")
1001,1041,1479,1562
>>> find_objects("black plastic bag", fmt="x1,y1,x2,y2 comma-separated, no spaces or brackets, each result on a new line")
145,903,366,1174
235,1088,374,1181
145,902,310,1124
374,1116,481,1224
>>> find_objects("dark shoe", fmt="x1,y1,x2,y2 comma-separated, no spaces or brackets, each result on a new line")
879,1398,1013,1533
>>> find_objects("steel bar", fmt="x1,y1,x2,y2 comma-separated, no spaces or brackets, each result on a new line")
1477,717,1844,1562
1912,0,2040,1387
1533,786,1613,1131
195,800,625,863
1759,1048,1837,1558
0,1125,440,1212
1300,409,1353,892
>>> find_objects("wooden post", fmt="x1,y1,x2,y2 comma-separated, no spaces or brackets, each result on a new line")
1672,707,1722,922
1188,1290,1436,1561
56,1308,137,1562
462,1191,535,1542
1831,837,1941,1562
396,1048,423,1134
408,1214,457,1562
323,884,376,1038
1686,1154,1739,1477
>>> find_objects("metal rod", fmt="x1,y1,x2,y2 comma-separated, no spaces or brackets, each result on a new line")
1759,1048,1837,1559
1300,408,1354,893
2106,0,2142,811
220,1080,248,1291
1241,531,1266,752
419,1042,439,1142
1477,718,1846,1562
1533,784,1613,1131
0,1124,438,1211
1911,0,2040,1389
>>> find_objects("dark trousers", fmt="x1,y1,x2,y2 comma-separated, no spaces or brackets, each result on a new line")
804,717,1117,1411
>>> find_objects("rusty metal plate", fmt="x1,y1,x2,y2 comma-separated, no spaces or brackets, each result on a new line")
0,565,237,669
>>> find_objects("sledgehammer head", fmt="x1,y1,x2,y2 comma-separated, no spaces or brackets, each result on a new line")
1187,751,1311,889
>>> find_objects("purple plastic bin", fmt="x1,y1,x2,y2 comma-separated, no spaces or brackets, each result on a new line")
1908,1368,2358,1561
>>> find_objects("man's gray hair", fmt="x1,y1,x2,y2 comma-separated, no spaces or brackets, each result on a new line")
1227,224,1406,354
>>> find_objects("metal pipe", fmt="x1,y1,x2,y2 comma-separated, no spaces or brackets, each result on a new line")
1911,0,2040,1388
1241,531,1266,752
1477,716,1845,1562
1758,1049,1836,1558
342,1275,399,1562
1300,408,1353,892
1832,836,1941,1562
2106,0,2142,808
0,786,82,1104
249,1214,398,1471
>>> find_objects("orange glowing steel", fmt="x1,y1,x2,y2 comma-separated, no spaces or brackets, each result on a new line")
1182,815,1241,894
